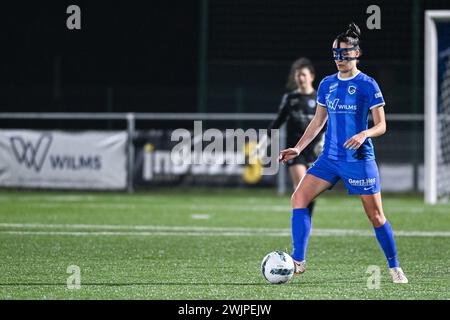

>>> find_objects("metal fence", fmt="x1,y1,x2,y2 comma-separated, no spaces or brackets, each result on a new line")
0,112,424,194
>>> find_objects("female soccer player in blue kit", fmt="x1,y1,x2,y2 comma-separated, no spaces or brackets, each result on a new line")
279,23,408,283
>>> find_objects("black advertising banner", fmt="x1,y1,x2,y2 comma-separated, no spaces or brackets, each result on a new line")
133,130,278,188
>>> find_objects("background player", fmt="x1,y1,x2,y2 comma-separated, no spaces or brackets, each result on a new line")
279,23,408,284
269,58,324,215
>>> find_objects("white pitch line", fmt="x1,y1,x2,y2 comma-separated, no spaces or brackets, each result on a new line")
1,230,450,237
0,223,281,232
190,214,211,220
0,231,290,237
0,223,449,237
4,201,449,214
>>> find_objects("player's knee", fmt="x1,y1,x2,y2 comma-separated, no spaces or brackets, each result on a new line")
368,210,385,227
291,191,309,208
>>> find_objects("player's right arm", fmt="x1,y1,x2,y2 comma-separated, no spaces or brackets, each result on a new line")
279,105,328,163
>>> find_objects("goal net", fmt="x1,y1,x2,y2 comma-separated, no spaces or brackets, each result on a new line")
425,11,450,204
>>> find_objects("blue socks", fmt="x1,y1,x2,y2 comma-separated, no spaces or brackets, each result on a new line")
291,208,312,262
374,220,399,268
291,208,399,268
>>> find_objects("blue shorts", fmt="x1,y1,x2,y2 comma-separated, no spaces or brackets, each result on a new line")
306,155,381,195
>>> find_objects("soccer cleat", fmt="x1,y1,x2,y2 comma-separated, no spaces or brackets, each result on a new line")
293,259,306,275
389,267,408,284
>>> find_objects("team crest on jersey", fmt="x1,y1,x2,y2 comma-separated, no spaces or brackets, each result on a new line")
348,86,357,95
290,99,299,106
308,99,315,108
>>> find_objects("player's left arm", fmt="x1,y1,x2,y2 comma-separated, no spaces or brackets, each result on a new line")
344,105,386,150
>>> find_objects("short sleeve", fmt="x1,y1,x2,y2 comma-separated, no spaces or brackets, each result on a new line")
316,79,327,106
366,78,385,109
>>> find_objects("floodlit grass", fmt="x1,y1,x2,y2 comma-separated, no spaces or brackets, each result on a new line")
0,189,449,299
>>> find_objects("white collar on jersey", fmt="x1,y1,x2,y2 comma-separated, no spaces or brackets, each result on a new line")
337,70,361,81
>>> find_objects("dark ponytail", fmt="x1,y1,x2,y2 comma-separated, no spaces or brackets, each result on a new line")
345,22,361,39
335,22,361,48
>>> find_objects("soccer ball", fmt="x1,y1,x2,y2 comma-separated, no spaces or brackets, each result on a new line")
260,251,295,284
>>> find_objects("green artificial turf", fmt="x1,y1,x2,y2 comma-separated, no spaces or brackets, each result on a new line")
0,189,448,299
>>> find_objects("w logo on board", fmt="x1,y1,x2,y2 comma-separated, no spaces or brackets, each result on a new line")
10,134,53,172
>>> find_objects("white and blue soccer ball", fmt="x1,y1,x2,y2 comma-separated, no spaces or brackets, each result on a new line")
260,251,295,284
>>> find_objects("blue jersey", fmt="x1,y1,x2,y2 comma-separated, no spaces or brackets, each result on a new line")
316,71,385,162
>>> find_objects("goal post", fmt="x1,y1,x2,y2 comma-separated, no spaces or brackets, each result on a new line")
424,10,450,204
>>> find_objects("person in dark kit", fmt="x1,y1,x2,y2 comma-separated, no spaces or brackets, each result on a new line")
269,57,325,215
